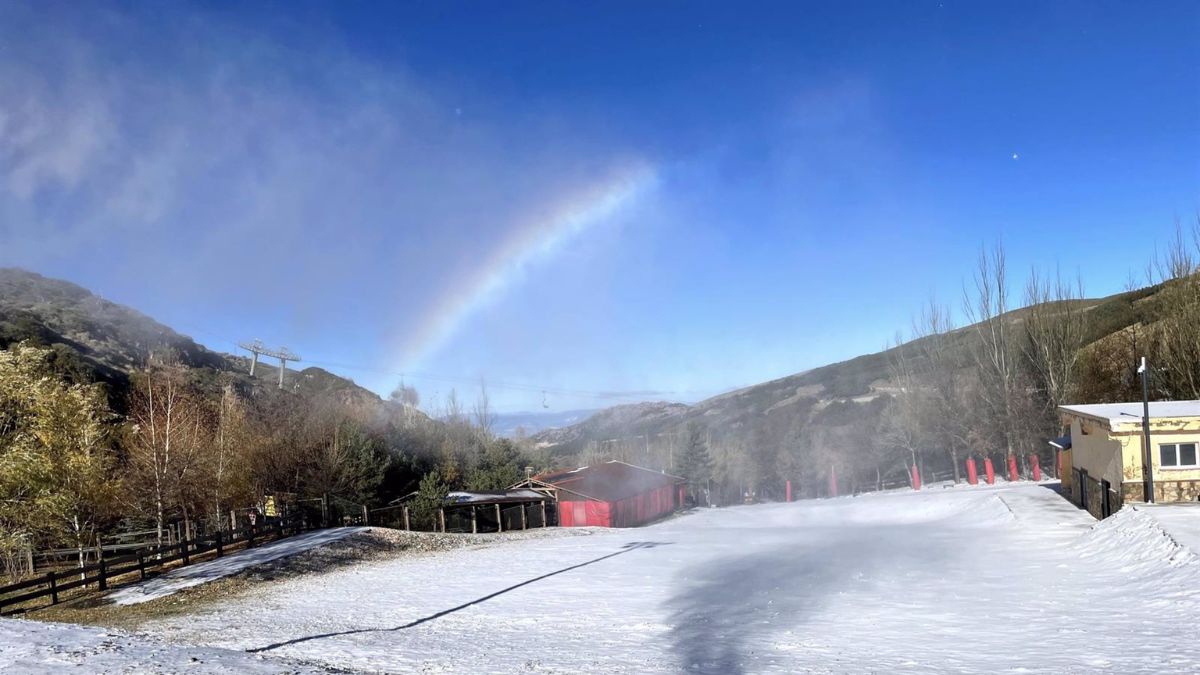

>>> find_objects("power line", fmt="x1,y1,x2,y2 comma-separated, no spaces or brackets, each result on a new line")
300,357,680,402
171,321,700,403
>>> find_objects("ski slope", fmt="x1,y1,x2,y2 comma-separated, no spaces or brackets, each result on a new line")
113,483,1198,674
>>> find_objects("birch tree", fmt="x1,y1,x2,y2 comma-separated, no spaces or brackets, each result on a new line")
207,383,252,526
128,364,205,546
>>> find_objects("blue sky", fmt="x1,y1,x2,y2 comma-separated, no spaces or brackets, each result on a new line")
1,1,1197,413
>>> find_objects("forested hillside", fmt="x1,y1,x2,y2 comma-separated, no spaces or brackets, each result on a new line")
0,269,540,572
534,227,1200,505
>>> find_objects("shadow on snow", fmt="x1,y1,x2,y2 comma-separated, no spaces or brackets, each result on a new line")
666,525,953,675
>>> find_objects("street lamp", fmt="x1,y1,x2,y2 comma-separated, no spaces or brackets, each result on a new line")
1138,357,1155,504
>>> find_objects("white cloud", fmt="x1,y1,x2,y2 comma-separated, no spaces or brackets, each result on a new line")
0,2,648,345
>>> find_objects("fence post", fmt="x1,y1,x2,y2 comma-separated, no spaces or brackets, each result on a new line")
230,509,237,531
362,504,369,526
48,571,58,605
138,551,146,580
98,558,108,591
403,507,410,531
215,531,223,558
181,536,190,566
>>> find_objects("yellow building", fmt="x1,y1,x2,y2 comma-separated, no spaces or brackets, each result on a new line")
1058,401,1200,519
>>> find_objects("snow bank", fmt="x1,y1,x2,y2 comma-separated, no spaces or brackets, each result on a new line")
107,526,365,606
1077,505,1199,571
1135,503,1200,555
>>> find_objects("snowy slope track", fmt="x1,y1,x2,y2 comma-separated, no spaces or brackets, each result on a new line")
13,484,1200,673
107,527,366,606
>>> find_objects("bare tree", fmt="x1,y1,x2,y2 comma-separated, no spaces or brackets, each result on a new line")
1022,267,1088,454
471,380,495,440
128,364,205,546
963,244,1021,468
912,300,971,482
884,333,927,483
389,380,421,426
1150,218,1200,399
207,383,253,527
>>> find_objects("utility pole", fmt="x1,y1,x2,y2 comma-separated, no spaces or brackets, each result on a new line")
238,339,302,390
1139,357,1155,504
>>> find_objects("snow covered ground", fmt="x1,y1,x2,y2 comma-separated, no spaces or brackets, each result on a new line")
107,526,366,606
7,483,1200,673
112,483,1197,674
0,618,329,673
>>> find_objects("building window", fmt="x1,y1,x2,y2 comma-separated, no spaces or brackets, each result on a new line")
1159,443,1199,469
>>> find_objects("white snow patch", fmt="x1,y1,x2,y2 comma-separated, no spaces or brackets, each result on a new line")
106,527,365,606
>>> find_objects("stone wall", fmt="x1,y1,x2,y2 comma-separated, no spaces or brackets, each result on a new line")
1072,473,1121,519
1121,479,1200,504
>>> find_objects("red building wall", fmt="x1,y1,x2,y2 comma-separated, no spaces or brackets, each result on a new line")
558,485,677,528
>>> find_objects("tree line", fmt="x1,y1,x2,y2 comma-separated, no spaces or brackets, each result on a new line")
0,348,540,577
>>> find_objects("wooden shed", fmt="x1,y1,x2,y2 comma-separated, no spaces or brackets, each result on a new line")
514,461,685,528
443,489,551,533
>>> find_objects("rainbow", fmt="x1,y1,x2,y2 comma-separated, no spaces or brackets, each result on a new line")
395,161,658,371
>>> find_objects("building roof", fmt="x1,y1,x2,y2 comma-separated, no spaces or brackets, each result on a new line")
534,460,684,503
1059,400,1200,429
1048,435,1072,450
444,489,545,507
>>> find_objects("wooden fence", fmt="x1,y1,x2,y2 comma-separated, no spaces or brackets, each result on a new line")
0,519,308,616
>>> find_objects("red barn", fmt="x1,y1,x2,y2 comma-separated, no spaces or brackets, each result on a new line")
518,461,686,528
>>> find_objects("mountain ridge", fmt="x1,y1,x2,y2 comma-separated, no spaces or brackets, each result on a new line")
530,281,1161,462
0,268,391,412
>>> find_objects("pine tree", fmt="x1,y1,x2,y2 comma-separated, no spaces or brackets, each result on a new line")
679,422,712,505
412,469,449,530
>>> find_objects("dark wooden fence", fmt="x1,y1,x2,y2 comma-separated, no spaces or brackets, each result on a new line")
0,519,308,615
